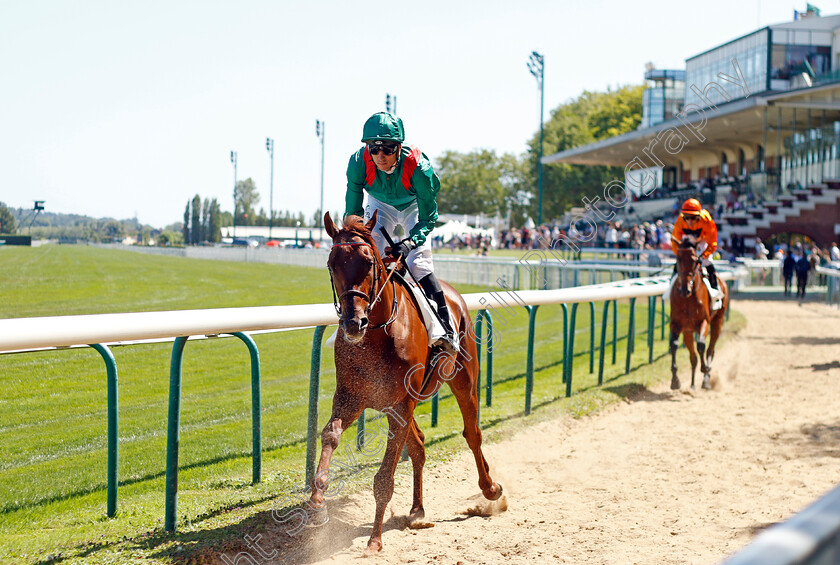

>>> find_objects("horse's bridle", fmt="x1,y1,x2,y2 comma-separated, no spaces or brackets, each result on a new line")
677,250,701,295
328,240,398,330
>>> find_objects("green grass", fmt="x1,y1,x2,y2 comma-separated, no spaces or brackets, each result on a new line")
0,245,744,564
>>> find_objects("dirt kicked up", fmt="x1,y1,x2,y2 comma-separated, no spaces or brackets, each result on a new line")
227,294,840,565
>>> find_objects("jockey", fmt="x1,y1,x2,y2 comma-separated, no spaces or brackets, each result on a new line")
671,198,719,289
345,111,457,353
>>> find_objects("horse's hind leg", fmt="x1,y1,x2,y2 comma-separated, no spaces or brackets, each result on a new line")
683,330,699,390
442,353,502,501
404,416,426,522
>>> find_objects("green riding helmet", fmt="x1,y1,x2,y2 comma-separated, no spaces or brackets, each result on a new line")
361,112,405,143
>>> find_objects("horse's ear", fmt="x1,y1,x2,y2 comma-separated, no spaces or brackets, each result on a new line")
365,210,378,233
324,212,338,240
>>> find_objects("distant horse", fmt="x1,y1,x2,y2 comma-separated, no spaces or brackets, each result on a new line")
308,212,502,553
669,235,729,390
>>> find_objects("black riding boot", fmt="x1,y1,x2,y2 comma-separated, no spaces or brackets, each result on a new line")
705,263,718,290
418,273,458,354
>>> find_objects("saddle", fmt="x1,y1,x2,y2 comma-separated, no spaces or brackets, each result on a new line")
390,269,457,349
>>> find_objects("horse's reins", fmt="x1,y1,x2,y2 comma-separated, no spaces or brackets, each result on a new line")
329,241,398,330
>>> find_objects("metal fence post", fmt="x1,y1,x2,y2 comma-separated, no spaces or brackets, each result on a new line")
305,325,326,487
232,332,261,484
483,310,494,407
89,343,118,518
565,303,579,398
524,305,540,415
625,298,636,374
597,301,610,385
164,336,188,532
588,301,595,374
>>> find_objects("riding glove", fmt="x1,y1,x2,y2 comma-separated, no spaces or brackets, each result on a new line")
389,238,416,259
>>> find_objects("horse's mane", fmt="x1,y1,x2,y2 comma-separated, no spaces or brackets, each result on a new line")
338,215,377,249
678,234,698,249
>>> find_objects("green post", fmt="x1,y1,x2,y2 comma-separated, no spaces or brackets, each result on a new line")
431,392,439,427
565,303,579,398
612,299,618,364
232,332,261,484
483,310,494,407
560,303,569,382
625,298,636,374
647,297,655,364
597,301,610,385
524,305,539,415
357,410,366,450
661,295,666,340
588,301,595,374
90,343,118,518
305,325,326,487
164,336,188,532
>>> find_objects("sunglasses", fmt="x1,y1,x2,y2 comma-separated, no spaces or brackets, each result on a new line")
682,214,699,222
368,143,399,156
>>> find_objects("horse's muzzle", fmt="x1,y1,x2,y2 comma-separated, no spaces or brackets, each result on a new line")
340,316,368,342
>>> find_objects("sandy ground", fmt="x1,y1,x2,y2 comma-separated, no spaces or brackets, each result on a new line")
227,293,840,565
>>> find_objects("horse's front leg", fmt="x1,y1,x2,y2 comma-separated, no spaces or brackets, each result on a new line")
404,417,426,522
308,402,363,524
669,325,681,390
697,319,711,389
367,403,414,554
683,330,699,390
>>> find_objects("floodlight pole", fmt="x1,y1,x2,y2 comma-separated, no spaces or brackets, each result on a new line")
386,93,397,114
528,51,545,226
316,120,326,245
230,150,238,239
266,138,274,241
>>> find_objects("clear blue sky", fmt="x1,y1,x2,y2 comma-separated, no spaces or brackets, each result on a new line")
1,0,813,228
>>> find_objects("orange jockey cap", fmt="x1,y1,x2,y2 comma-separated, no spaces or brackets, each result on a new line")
681,198,702,216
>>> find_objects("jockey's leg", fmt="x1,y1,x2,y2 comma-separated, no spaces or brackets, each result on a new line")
365,197,398,259
703,258,718,290
418,272,458,354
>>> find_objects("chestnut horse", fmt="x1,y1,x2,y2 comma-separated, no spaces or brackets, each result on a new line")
669,235,729,390
308,212,502,553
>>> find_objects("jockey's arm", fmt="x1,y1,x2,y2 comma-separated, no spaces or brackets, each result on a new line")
670,220,684,255
407,165,440,247
344,153,366,218
702,216,718,259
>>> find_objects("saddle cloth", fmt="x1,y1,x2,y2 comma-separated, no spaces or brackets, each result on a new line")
665,273,724,311
324,276,458,349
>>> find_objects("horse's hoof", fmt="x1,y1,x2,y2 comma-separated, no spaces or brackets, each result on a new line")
408,506,425,523
702,376,712,390
306,504,329,527
670,377,681,390
484,482,503,501
365,538,383,554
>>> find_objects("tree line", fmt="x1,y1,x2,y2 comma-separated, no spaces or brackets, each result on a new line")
2,84,642,243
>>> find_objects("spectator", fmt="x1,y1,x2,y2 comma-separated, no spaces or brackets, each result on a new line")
795,248,811,299
782,250,795,297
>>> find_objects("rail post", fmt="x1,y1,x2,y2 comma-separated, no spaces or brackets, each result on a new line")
89,343,118,518
305,325,327,487
625,297,636,374
565,303,579,398
232,332,261,484
524,305,540,415
597,301,610,385
588,301,595,374
164,336,188,532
